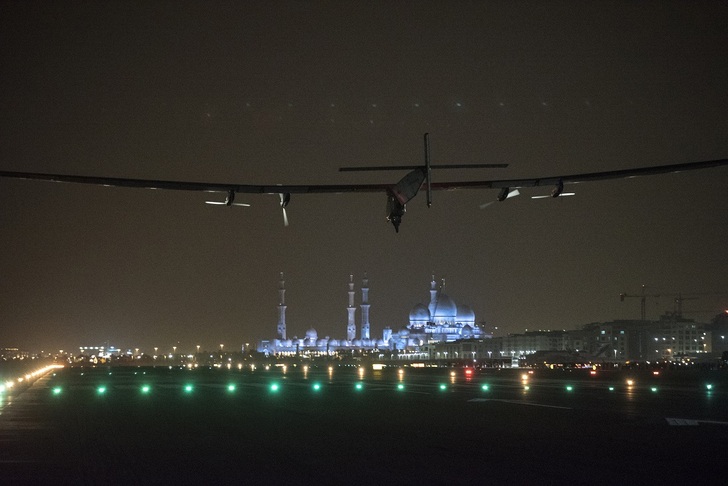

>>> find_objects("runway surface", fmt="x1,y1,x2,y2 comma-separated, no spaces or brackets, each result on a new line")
2,365,726,485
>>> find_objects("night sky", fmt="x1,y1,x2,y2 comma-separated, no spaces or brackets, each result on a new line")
1,1,726,354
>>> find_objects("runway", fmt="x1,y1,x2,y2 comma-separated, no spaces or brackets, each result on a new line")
2,365,726,485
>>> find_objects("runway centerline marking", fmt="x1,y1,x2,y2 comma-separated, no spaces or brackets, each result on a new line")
468,398,571,410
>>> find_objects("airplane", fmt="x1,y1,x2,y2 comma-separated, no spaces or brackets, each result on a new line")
1,133,727,232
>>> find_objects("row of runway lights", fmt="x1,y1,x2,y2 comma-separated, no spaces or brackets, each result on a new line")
51,382,483,396
0,364,65,394
48,379,717,397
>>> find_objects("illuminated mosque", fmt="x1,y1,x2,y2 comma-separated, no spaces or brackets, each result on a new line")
257,273,489,356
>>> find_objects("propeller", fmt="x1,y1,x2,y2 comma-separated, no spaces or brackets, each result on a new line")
479,188,520,209
531,193,575,199
279,193,290,226
205,189,250,207
531,179,574,198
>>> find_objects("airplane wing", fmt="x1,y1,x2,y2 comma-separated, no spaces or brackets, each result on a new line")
427,158,728,191
1,158,726,195
0,170,393,195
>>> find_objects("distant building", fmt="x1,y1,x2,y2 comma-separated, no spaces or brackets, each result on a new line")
258,274,490,357
0,347,29,359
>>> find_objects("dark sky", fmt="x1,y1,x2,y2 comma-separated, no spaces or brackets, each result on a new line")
1,1,726,354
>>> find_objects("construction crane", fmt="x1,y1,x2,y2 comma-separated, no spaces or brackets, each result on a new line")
620,286,719,320
672,294,699,318
619,285,659,321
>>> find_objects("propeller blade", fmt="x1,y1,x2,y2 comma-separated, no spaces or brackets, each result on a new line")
479,189,519,209
282,207,289,226
231,203,251,207
531,192,575,199
205,201,226,205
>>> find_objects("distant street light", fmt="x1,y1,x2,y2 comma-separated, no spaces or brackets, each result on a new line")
220,344,224,352
196,345,200,353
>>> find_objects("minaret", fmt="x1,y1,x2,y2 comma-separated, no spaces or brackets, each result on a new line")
360,273,370,340
347,274,356,341
277,272,287,340
428,274,438,318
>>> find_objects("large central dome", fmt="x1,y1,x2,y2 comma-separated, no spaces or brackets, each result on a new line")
431,293,457,320
404,276,485,343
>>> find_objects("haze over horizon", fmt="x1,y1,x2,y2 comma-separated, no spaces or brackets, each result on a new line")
1,1,726,353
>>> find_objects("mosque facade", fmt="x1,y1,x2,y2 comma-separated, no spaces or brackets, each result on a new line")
257,273,490,357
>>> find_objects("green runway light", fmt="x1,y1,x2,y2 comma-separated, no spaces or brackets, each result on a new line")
52,387,62,395
651,387,658,392
227,384,236,392
184,385,193,393
706,384,713,391
566,386,573,392
439,384,447,391
270,383,279,392
141,385,151,394
355,382,363,391
608,386,615,391
397,383,405,391
312,383,321,391
481,384,489,391
97,386,106,395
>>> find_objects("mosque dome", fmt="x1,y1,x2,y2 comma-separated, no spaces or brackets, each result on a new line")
328,339,340,347
353,339,362,347
457,304,476,323
305,328,318,340
432,294,458,320
461,324,473,338
409,303,430,322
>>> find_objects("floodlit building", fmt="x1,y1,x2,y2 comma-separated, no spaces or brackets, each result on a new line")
257,274,490,356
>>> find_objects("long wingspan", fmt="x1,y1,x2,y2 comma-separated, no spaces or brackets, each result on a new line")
1,157,726,232
2,158,726,194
